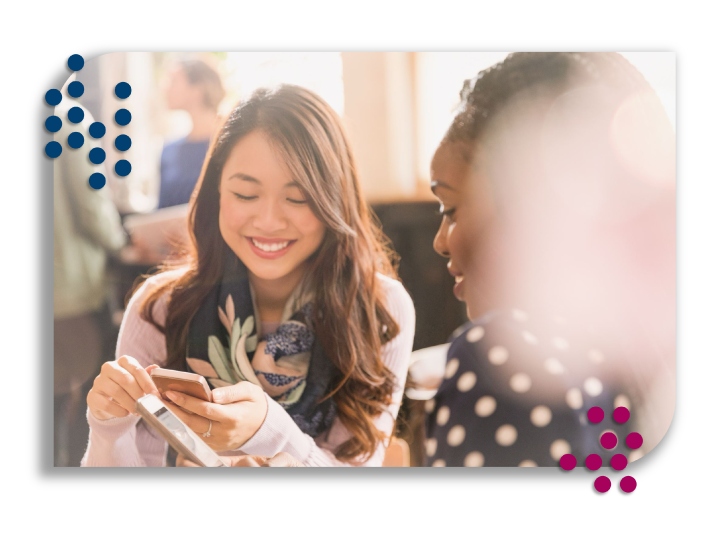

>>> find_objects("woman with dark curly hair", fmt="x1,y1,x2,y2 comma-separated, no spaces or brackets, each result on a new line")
421,53,674,467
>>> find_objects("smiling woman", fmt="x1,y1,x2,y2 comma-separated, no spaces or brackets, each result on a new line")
82,85,416,467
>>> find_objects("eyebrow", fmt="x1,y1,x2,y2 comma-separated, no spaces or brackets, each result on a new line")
430,180,457,194
227,173,300,189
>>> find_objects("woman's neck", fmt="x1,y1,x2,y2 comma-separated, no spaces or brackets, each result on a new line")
186,107,217,142
249,264,308,323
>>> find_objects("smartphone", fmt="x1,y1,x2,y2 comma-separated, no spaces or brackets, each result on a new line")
150,368,212,402
135,394,225,467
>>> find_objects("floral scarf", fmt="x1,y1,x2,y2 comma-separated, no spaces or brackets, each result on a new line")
186,252,338,437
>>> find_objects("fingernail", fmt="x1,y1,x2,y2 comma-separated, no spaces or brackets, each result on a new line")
165,391,178,401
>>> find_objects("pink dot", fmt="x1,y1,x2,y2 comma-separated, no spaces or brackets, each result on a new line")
626,432,643,449
613,407,630,423
611,453,628,471
594,475,611,493
587,406,605,423
559,454,576,470
585,454,602,470
600,432,618,450
620,475,637,493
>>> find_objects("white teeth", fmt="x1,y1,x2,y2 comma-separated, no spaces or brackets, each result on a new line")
251,239,290,252
455,276,464,284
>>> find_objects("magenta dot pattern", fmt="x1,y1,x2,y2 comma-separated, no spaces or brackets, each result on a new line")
562,406,641,494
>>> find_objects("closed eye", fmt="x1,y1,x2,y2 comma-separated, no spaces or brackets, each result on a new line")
234,193,258,201
287,198,308,205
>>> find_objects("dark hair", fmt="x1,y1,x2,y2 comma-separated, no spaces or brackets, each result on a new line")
445,52,653,150
139,85,400,462
178,59,226,111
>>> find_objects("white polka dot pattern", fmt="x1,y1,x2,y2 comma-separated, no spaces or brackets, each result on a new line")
510,372,532,393
457,371,477,392
447,425,466,447
511,308,529,322
464,451,485,467
436,405,450,426
522,330,539,345
544,357,565,375
518,459,537,467
495,424,518,446
426,437,437,457
444,358,459,379
432,459,446,467
584,377,603,397
588,349,605,363
614,394,631,409
424,398,436,414
550,439,571,460
488,345,509,365
565,387,583,410
552,336,569,351
467,326,485,343
530,405,552,427
474,395,497,417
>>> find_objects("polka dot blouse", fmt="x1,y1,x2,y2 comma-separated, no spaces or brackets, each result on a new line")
425,309,634,467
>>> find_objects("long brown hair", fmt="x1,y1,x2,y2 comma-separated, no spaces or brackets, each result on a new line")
140,85,401,461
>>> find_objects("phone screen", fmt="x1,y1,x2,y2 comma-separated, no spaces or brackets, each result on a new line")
152,406,217,465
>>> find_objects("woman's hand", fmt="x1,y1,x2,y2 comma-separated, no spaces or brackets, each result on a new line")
87,355,161,420
176,452,303,467
164,381,267,452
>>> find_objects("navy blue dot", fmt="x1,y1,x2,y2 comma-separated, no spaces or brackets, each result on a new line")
114,109,131,126
68,81,84,98
45,89,62,106
115,134,132,151
115,160,132,177
115,82,131,99
68,54,84,71
89,147,106,164
89,122,106,139
45,141,62,158
68,107,84,124
89,173,106,190
45,116,62,133
68,132,85,149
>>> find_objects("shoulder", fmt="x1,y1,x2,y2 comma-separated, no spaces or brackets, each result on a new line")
376,273,415,325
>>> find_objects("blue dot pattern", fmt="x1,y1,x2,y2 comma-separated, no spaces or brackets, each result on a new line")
89,122,106,139
115,134,131,151
68,132,85,149
115,160,131,177
115,82,131,99
45,141,62,158
89,147,106,164
68,107,84,124
45,89,62,106
115,109,131,126
68,54,84,71
68,81,84,98
45,116,62,133
89,173,106,190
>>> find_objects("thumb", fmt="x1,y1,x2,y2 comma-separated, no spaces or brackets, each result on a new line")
212,382,258,404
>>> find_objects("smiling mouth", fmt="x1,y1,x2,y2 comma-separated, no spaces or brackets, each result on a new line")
250,238,294,252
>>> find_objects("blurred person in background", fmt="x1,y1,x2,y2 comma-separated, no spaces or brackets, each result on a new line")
54,99,127,466
82,85,416,467
418,52,674,466
158,59,225,209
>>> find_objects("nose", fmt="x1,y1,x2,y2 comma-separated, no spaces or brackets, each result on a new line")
252,199,288,233
433,219,450,258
